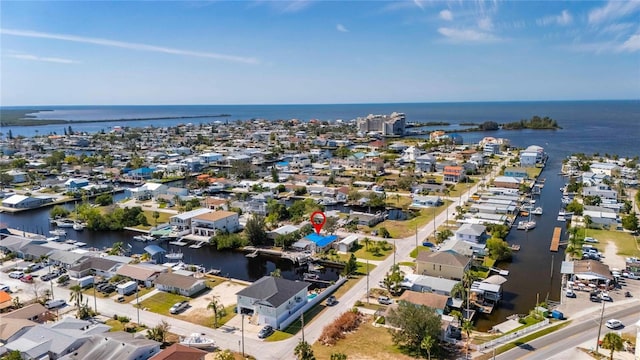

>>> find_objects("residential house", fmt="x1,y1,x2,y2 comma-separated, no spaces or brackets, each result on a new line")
236,276,310,329
1,304,50,324
303,233,339,253
2,194,53,209
590,162,619,176
455,223,487,244
154,273,206,297
411,195,442,208
415,154,436,173
169,208,213,233
64,178,89,192
348,211,385,227
443,166,465,183
115,263,166,288
401,274,458,296
336,235,358,253
582,185,618,201
198,152,223,164
492,176,521,189
483,142,500,156
519,145,546,167
48,249,90,269
4,170,27,183
268,225,300,240
191,210,240,237
398,290,450,315
0,291,12,312
149,344,207,360
67,257,121,279
128,183,168,201
60,331,160,360
415,251,471,281
583,205,619,228
503,167,528,179
127,167,155,180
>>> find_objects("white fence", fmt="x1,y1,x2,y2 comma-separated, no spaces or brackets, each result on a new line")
278,276,348,331
476,318,550,351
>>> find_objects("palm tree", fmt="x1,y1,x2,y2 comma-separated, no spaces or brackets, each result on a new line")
69,285,83,309
363,237,371,251
461,319,474,358
583,215,592,237
294,340,316,360
420,334,435,360
207,296,225,328
152,211,160,227
601,332,624,360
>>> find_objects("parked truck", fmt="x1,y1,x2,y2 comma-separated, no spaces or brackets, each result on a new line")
117,281,137,295
75,276,94,289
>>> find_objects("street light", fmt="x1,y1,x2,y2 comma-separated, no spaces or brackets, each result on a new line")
595,299,605,354
136,284,140,325
93,275,97,314
241,313,245,358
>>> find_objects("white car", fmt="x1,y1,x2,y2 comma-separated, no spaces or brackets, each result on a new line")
0,284,10,292
169,301,189,314
606,319,623,329
9,271,24,279
584,237,599,243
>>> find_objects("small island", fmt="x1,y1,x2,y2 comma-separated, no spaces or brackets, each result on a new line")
502,115,561,130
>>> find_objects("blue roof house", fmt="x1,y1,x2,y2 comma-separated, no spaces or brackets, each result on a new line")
64,178,89,191
128,167,155,179
304,233,339,253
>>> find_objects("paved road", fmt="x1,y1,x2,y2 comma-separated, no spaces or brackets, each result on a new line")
494,302,640,360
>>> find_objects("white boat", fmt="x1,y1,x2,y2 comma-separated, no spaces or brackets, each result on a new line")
517,220,536,231
73,222,85,231
46,236,60,242
50,229,67,236
56,220,75,228
165,251,184,260
133,235,155,242
531,207,543,215
180,333,215,349
75,242,87,247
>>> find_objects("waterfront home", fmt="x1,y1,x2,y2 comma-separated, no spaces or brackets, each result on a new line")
154,272,206,297
116,263,167,288
438,237,486,257
1,194,53,209
0,235,44,259
561,260,613,285
470,280,503,310
582,206,619,228
4,317,110,360
303,233,339,253
191,210,240,237
348,210,385,227
149,344,207,360
503,167,529,179
415,250,470,281
468,203,516,215
398,290,450,315
64,178,89,192
590,162,620,176
49,250,91,269
128,182,168,201
400,274,458,296
236,276,310,329
492,176,522,189
483,142,501,156
519,145,546,167
582,185,618,201
169,208,213,233
1,303,50,324
59,331,160,360
67,257,121,279
268,224,300,240
455,223,487,244
401,146,422,162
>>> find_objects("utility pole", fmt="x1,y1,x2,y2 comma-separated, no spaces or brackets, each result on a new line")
301,312,305,343
595,300,605,355
366,259,370,305
93,275,97,314
241,314,245,357
415,223,418,250
136,285,140,325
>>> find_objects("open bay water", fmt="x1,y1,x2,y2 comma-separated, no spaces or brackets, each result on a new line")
1,100,639,329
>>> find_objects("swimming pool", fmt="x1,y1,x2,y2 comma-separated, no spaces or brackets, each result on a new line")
307,293,318,301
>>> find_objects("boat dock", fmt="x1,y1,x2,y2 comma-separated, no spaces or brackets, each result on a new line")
489,267,510,276
169,240,189,247
550,227,562,252
189,241,205,249
510,244,521,251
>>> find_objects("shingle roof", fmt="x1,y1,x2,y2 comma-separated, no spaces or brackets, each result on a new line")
416,250,470,268
399,290,449,310
236,276,310,308
149,343,206,360
154,273,203,290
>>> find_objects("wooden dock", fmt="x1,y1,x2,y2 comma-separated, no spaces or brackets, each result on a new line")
550,227,562,252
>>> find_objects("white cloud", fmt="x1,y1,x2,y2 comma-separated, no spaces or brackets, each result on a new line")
0,28,259,64
280,0,313,14
336,24,349,33
537,10,573,26
439,9,453,21
619,33,640,52
588,1,640,24
437,27,500,43
7,53,79,64
413,0,425,10
478,17,493,31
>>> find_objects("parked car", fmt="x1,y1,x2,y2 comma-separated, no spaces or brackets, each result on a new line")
584,237,599,243
599,292,612,301
20,275,34,283
169,301,189,314
0,284,10,293
258,325,274,339
45,299,66,309
9,271,24,279
565,289,576,298
41,272,59,281
326,295,338,306
590,292,601,302
117,296,125,303
623,272,639,280
27,263,44,272
377,296,393,305
605,319,623,329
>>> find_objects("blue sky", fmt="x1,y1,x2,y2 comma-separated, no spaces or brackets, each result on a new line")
1,0,639,105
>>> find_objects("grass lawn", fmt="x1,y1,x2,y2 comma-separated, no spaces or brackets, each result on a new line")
409,246,432,258
526,167,543,179
353,242,394,261
332,263,377,299
121,287,153,303
372,206,447,238
138,292,189,315
182,304,237,328
104,319,146,333
311,318,414,360
385,194,412,208
588,229,640,257
131,210,173,230
282,303,325,335
264,330,294,342
398,261,415,268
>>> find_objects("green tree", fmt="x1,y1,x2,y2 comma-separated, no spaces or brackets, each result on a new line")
94,193,113,206
147,320,170,343
3,350,22,360
386,301,442,355
270,268,282,278
271,166,279,182
152,211,160,227
207,296,226,328
50,205,70,219
213,350,235,360
378,227,390,238
325,216,339,234
362,237,371,251
335,146,352,159
565,200,584,216
485,237,512,261
601,332,624,360
108,242,124,256
382,264,404,295
294,340,316,360
0,172,14,188
245,214,268,246
461,319,474,358
330,353,347,360
622,212,638,231
342,253,358,278
420,334,435,360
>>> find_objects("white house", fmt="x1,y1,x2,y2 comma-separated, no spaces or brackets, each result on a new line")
590,162,619,176
198,152,223,164
4,170,27,183
128,182,167,200
582,185,618,201
154,273,206,297
336,234,358,253
519,145,546,167
455,223,487,243
236,276,310,329
64,178,89,191
191,210,239,237
169,208,213,232
1,194,52,209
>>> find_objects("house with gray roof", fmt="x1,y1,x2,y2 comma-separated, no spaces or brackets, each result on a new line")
67,257,122,279
59,331,160,360
154,272,206,297
236,276,310,329
415,250,471,281
455,223,487,244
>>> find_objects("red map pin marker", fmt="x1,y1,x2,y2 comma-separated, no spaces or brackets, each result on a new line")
310,211,326,235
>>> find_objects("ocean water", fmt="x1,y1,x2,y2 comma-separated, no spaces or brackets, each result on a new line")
2,100,639,157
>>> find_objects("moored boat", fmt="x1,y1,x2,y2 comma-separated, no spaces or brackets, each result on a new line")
56,220,75,228
73,222,85,231
531,207,543,215
50,229,67,236
133,235,155,242
165,251,184,260
516,220,536,231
